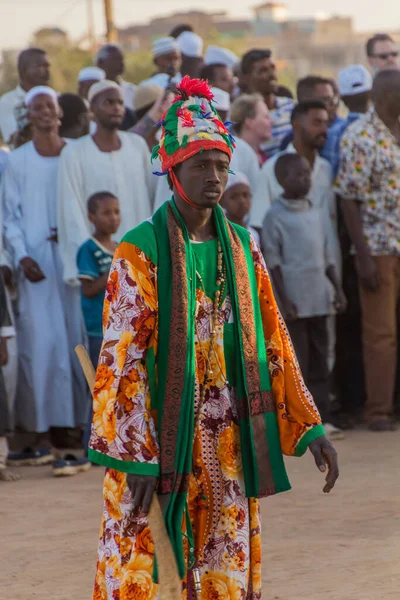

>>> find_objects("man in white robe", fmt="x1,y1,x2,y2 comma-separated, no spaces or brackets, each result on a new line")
0,148,18,426
0,48,51,145
57,80,154,285
95,45,136,110
1,87,86,453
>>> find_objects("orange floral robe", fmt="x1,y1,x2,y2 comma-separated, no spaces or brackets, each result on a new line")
89,231,322,600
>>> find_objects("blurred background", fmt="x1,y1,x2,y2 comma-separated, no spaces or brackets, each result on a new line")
1,0,399,95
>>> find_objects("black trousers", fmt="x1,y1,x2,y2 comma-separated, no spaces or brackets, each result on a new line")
287,316,330,423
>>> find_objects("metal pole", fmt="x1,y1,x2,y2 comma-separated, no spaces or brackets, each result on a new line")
87,0,96,52
104,0,117,43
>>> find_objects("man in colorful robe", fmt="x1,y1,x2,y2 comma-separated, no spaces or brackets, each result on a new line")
89,76,339,600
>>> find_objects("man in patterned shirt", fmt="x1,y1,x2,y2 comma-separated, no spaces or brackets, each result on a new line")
88,77,338,600
336,69,400,431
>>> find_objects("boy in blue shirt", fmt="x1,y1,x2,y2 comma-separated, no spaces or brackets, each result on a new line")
77,191,120,452
77,191,121,367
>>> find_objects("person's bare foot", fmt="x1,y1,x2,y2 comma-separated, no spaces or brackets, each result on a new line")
0,468,21,482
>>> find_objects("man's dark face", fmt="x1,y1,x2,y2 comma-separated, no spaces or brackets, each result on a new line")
24,53,51,87
154,50,182,76
99,49,124,80
78,79,99,100
175,150,230,209
295,108,329,149
212,65,235,96
245,57,278,96
91,88,125,130
28,94,59,133
303,83,337,125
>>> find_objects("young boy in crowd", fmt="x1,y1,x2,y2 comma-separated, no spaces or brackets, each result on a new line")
77,191,121,451
0,273,18,482
77,191,121,366
220,171,261,246
262,153,346,440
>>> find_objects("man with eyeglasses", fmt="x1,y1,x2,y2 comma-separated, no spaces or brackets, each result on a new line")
366,34,399,73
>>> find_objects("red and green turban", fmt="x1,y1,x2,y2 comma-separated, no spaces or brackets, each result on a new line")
152,76,235,206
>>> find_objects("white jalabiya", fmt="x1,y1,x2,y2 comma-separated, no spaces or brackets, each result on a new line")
57,132,154,284
1,141,87,432
0,85,26,144
152,136,264,213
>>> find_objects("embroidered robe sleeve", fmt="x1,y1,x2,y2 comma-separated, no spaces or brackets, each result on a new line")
88,240,160,476
250,237,325,457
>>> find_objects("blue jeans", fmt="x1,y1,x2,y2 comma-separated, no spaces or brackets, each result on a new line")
84,336,103,453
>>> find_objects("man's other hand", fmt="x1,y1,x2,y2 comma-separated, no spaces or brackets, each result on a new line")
309,436,339,493
20,257,46,283
126,474,158,514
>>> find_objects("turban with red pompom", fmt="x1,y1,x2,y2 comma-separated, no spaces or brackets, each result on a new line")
151,76,235,207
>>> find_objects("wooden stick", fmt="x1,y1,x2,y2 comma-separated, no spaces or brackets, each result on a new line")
75,345,182,599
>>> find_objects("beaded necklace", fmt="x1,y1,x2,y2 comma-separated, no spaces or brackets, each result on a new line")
194,239,227,410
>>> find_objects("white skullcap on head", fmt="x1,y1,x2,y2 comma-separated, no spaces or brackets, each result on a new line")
78,67,106,83
88,79,121,103
211,87,230,112
225,171,250,192
338,64,373,96
177,31,203,58
25,86,58,106
204,46,239,68
153,36,180,58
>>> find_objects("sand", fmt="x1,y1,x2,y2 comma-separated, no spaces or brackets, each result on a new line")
1,429,399,599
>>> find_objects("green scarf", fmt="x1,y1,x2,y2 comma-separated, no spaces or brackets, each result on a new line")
151,200,290,579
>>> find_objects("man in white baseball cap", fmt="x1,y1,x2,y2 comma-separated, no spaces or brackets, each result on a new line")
177,31,204,78
324,64,372,176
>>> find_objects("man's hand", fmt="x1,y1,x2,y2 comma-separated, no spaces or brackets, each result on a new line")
0,265,12,287
126,474,158,515
283,300,298,322
308,436,339,493
148,91,174,123
47,227,58,243
357,254,379,292
334,288,347,313
20,257,46,283
0,338,8,367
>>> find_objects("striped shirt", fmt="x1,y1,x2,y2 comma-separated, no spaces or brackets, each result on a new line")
261,96,296,159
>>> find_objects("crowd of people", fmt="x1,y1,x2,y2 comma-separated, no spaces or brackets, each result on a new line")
0,26,399,483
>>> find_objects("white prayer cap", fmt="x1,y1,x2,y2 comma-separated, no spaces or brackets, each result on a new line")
204,46,239,69
78,67,106,83
177,31,203,58
153,37,180,58
211,87,230,112
338,64,373,96
225,171,250,192
25,86,58,106
88,79,121,103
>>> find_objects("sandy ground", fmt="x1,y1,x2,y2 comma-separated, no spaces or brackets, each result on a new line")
1,429,399,600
